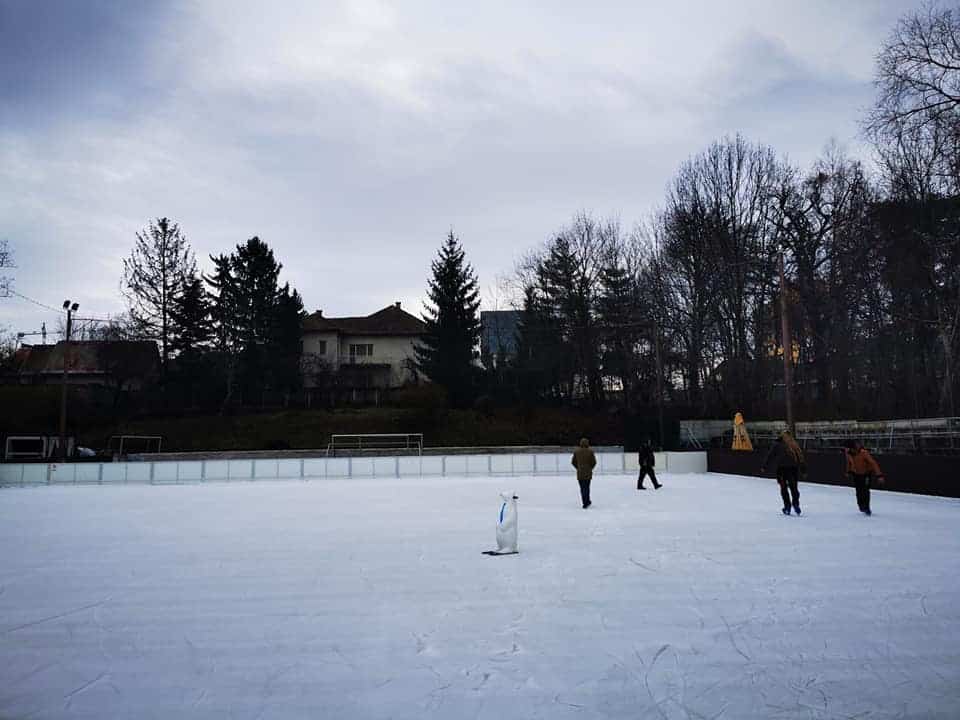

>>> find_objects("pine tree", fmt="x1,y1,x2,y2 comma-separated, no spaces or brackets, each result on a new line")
415,231,482,408
122,218,196,375
597,252,640,407
205,253,242,410
169,274,213,356
515,285,563,403
270,283,304,404
206,237,301,407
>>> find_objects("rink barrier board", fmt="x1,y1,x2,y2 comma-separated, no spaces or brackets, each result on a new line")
0,451,706,486
707,449,960,499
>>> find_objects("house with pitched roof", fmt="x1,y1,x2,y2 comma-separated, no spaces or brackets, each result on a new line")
14,341,160,390
301,303,427,404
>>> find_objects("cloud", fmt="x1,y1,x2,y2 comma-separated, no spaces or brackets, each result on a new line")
0,0,909,335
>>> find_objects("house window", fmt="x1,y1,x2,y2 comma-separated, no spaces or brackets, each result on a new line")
349,343,374,357
317,340,327,355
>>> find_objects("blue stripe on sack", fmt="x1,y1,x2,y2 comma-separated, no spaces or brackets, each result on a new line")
500,502,506,524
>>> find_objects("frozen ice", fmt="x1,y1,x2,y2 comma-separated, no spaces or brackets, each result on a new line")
1,471,958,719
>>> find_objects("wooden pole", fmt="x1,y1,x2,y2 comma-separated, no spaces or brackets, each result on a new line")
778,251,795,435
58,307,73,462
653,313,665,449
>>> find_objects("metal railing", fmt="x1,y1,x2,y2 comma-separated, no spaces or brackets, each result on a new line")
327,433,424,456
0,451,709,487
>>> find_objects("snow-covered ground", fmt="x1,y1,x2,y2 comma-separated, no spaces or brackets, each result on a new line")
1,472,958,719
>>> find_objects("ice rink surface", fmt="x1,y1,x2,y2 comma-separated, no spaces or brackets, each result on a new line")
1,471,959,719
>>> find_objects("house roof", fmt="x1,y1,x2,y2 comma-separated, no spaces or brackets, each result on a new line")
303,304,426,336
17,341,160,376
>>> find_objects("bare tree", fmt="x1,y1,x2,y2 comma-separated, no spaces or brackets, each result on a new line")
867,3,960,137
122,218,196,375
867,2,960,197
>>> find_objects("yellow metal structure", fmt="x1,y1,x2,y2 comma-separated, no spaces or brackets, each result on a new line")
732,412,753,451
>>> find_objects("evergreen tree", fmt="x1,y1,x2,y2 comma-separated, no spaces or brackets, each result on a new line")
232,237,284,405
205,253,241,410
206,237,302,407
270,282,304,404
597,251,640,408
169,274,213,356
515,285,563,403
415,231,482,408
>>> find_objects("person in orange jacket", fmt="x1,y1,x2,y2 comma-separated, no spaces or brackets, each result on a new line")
844,440,885,516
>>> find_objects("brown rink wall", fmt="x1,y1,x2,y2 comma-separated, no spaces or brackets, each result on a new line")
708,449,959,499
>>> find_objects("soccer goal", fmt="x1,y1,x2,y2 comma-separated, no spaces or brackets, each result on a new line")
326,433,423,456
108,435,164,456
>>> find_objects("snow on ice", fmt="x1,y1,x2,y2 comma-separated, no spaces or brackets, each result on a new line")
1,471,958,719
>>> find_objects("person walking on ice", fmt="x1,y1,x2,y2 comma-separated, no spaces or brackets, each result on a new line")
637,439,662,490
572,438,597,509
845,440,884,516
761,430,804,515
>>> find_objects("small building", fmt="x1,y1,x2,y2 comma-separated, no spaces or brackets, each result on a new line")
14,341,160,391
481,310,521,369
301,303,427,405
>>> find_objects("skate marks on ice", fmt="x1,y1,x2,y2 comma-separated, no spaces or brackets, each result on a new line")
1,476,959,718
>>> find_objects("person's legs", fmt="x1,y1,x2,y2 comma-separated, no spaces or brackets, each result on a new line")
853,474,870,512
579,478,591,507
637,468,650,489
777,471,791,512
650,468,662,489
862,475,872,514
787,468,800,513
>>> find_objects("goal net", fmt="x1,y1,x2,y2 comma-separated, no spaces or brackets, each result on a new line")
326,433,423,456
108,435,164,456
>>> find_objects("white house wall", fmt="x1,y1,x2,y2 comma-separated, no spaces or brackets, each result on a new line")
302,332,420,388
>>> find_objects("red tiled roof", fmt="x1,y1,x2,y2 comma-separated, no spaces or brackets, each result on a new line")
303,304,426,336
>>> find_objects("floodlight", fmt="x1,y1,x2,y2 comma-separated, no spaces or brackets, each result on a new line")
63,300,71,309
71,303,79,312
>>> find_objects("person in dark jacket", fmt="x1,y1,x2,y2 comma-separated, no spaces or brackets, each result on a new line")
571,438,597,508
844,440,884,516
761,430,804,515
637,439,661,490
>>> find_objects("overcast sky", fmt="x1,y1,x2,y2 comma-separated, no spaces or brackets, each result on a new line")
1,0,915,339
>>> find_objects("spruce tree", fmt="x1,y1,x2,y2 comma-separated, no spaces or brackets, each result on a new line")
415,231,481,408
169,274,213,356
270,282,304,403
597,253,640,407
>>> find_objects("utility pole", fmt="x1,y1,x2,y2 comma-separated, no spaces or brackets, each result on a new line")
653,312,666,450
59,301,78,462
778,251,795,436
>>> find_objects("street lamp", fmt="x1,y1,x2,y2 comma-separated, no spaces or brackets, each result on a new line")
58,300,78,462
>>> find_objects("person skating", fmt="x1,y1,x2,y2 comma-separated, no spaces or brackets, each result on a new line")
571,437,597,509
844,440,884,516
761,430,804,515
637,439,661,490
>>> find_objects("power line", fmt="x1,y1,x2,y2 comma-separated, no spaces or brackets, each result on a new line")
4,288,115,323
6,289,66,314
